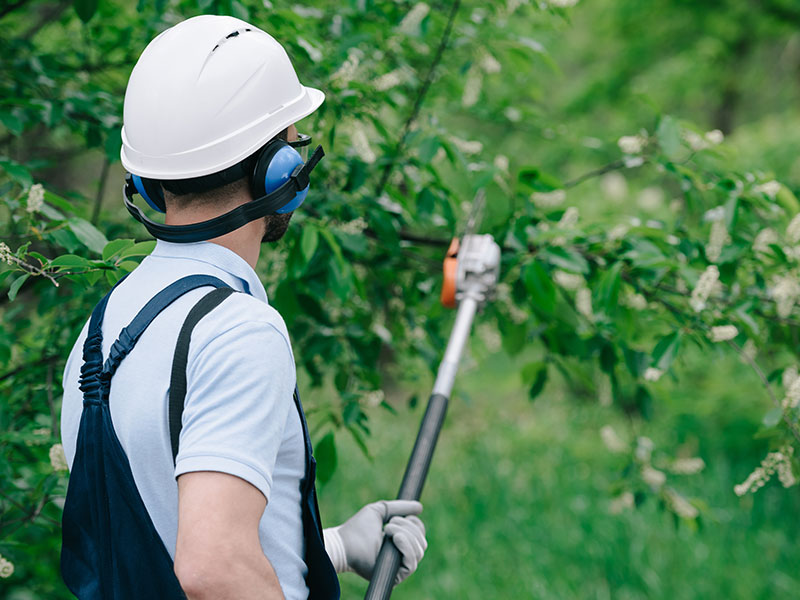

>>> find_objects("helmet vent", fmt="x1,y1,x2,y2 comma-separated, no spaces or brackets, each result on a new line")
210,28,253,53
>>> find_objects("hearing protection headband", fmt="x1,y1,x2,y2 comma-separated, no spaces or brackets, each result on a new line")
124,145,324,243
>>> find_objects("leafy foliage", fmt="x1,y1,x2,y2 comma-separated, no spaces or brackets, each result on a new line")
2,0,800,596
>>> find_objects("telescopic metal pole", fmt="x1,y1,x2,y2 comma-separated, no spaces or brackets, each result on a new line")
364,233,500,600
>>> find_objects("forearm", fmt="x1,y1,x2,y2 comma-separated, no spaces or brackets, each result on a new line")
176,551,284,599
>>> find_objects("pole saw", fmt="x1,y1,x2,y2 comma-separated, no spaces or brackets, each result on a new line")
364,190,501,600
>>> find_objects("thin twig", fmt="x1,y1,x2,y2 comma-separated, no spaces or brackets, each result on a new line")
374,0,461,198
0,0,31,19
7,255,59,287
563,159,627,189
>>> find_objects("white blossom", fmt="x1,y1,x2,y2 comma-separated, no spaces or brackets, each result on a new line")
703,206,726,222
0,242,13,265
50,443,68,471
575,287,593,321
291,5,323,18
623,291,647,311
601,172,628,201
664,488,699,519
705,129,724,145
296,37,322,62
683,130,709,152
710,325,738,342
608,224,629,241
637,187,663,211
504,106,522,122
635,436,654,462
331,48,362,84
558,206,579,229
609,491,634,514
782,365,798,391
397,2,430,34
787,214,800,244
644,367,663,382
531,189,565,208
479,51,502,74
753,228,778,253
27,183,44,213
349,122,376,163
553,270,584,290
338,217,368,235
0,555,14,578
364,389,385,407
462,66,482,107
741,339,757,362
450,136,483,155
668,457,706,475
549,0,578,6
617,135,644,154
770,274,800,318
330,14,343,36
690,265,720,312
783,377,800,410
493,154,510,172
735,446,796,495
624,156,645,168
755,180,781,199
372,69,404,91
600,425,628,453
641,465,666,488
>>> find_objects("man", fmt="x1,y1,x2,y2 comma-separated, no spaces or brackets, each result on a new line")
60,14,427,599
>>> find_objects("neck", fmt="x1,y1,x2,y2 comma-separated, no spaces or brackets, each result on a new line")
165,206,263,269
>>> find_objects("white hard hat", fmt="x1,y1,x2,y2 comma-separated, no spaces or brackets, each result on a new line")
120,15,324,180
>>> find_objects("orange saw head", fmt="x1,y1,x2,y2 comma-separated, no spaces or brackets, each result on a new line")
440,234,501,309
440,237,460,308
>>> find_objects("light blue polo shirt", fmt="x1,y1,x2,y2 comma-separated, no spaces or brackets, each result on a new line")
61,240,309,599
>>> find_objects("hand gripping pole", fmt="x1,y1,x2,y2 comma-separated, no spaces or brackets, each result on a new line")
364,234,500,600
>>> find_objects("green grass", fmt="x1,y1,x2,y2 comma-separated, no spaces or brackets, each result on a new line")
317,347,800,599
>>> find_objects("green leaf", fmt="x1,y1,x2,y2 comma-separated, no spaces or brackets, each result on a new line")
595,262,623,317
0,159,32,187
67,218,108,255
314,432,337,486
0,111,24,136
652,331,681,371
300,226,319,263
518,168,563,192
656,115,681,159
8,274,29,301
119,240,156,259
74,0,99,22
540,247,589,274
418,136,441,163
49,254,92,269
523,261,556,316
528,365,548,401
102,239,134,261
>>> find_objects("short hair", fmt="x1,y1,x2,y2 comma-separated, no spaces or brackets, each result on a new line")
163,128,288,211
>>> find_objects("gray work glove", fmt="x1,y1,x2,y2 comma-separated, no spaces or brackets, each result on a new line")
323,500,427,586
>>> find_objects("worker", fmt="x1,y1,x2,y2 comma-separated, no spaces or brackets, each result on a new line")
59,14,427,599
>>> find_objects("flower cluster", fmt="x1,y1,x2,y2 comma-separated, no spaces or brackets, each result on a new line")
769,274,800,318
397,2,429,35
668,457,706,475
706,221,730,263
0,241,13,265
754,180,781,199
575,287,593,321
462,67,482,108
557,206,579,229
753,228,778,253
600,425,628,453
531,189,565,208
0,554,13,578
664,488,699,519
27,183,44,213
617,134,646,154
734,446,797,496
49,443,68,472
644,367,663,382
553,270,584,291
710,325,738,342
690,265,719,312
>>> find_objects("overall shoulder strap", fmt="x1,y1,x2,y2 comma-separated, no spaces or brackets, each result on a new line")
101,274,229,381
168,286,237,464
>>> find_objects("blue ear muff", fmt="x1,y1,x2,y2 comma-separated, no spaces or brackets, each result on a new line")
131,174,166,213
251,140,309,215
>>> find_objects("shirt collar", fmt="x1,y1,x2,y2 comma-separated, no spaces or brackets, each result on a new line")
150,240,267,303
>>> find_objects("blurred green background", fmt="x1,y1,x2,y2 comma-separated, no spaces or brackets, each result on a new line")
3,0,800,598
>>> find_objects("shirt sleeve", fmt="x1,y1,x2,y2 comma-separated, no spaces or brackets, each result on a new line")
173,318,296,502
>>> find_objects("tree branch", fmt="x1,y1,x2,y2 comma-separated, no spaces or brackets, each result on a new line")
374,0,461,198
0,0,32,20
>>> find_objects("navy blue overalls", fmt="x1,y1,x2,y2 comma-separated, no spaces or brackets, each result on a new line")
61,275,340,599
